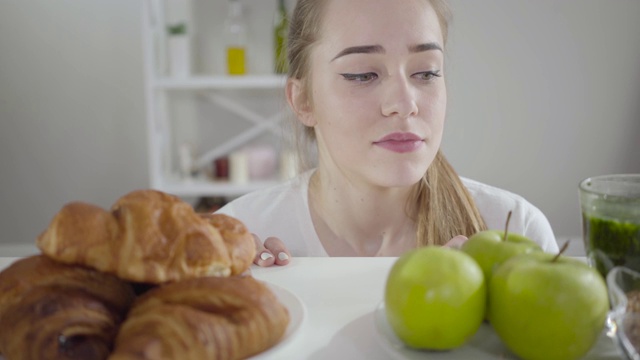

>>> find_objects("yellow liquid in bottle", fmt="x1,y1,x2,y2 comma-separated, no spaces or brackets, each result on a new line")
227,47,246,75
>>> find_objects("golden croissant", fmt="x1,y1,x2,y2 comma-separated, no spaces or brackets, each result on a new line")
36,189,255,283
109,275,290,360
0,255,136,360
198,212,255,276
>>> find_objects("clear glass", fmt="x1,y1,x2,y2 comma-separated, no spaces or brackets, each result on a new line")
579,174,640,278
607,266,640,360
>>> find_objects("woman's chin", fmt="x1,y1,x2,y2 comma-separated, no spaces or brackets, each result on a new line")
366,152,434,187
368,168,426,189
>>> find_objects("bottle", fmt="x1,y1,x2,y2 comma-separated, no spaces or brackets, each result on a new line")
167,22,191,77
273,0,288,74
224,0,247,75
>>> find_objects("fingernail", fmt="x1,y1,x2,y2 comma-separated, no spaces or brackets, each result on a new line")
260,252,274,261
278,252,289,261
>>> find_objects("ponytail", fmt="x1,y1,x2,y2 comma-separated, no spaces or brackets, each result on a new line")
411,151,486,246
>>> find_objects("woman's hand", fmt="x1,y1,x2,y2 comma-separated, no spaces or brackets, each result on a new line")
252,235,292,267
443,235,468,249
250,234,465,267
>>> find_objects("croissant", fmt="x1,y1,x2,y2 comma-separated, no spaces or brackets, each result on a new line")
109,275,290,360
199,213,256,275
0,255,136,360
36,189,254,283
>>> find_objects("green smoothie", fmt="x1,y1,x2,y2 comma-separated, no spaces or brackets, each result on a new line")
583,214,640,277
580,174,640,277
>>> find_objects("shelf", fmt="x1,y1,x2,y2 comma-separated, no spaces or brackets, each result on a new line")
142,1,290,201
153,75,286,90
156,177,282,198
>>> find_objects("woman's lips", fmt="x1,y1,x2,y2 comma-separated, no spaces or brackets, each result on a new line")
373,132,424,153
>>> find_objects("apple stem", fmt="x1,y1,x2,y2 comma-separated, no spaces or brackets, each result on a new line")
551,240,570,263
503,210,513,242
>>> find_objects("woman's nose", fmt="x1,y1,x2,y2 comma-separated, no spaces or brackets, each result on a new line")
380,77,419,118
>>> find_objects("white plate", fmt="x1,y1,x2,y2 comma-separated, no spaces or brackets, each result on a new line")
250,282,306,359
374,302,622,360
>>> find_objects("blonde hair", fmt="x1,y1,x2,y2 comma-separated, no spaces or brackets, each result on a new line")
287,0,487,245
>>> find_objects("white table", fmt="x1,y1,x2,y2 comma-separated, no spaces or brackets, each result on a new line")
0,257,623,359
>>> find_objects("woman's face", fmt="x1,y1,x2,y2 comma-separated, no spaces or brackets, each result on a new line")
305,0,447,189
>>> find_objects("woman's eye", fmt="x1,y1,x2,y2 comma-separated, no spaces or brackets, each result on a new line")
415,70,442,81
340,72,378,82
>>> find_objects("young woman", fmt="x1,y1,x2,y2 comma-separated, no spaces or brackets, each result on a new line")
216,0,559,266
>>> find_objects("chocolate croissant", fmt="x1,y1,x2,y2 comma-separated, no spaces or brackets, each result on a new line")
0,255,135,360
109,275,290,360
36,190,254,284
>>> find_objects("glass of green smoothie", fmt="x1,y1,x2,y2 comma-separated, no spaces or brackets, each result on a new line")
579,174,640,278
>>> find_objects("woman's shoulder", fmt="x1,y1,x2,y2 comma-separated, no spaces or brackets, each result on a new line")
215,170,324,256
461,177,559,252
218,170,312,215
219,173,309,212
461,177,530,206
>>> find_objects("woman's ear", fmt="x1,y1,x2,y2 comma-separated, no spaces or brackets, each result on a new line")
286,78,315,127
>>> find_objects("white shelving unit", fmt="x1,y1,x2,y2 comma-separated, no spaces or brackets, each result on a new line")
153,75,286,90
142,0,290,199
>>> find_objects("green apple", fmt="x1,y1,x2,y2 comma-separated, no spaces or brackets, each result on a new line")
461,229,541,283
384,246,486,350
489,251,609,360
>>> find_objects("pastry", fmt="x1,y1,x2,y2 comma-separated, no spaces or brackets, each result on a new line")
199,213,255,275
109,275,290,360
0,255,135,360
37,190,234,283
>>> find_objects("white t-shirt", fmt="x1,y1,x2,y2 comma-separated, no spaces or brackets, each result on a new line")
216,170,559,255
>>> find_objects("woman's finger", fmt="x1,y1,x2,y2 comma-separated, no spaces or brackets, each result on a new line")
443,235,468,250
264,237,291,266
253,234,276,267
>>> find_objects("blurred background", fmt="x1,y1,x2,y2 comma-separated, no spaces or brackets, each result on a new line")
1,0,639,254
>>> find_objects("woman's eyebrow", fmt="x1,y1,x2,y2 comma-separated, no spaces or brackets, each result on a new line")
331,42,442,62
409,42,443,53
331,45,384,61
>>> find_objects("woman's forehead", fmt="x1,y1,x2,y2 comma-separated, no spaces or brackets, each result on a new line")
317,0,444,57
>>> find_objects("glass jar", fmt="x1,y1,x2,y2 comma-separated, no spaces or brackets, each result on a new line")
579,174,640,277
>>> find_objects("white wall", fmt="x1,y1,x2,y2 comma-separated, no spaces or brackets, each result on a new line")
0,0,639,252
0,0,147,247
443,0,640,241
